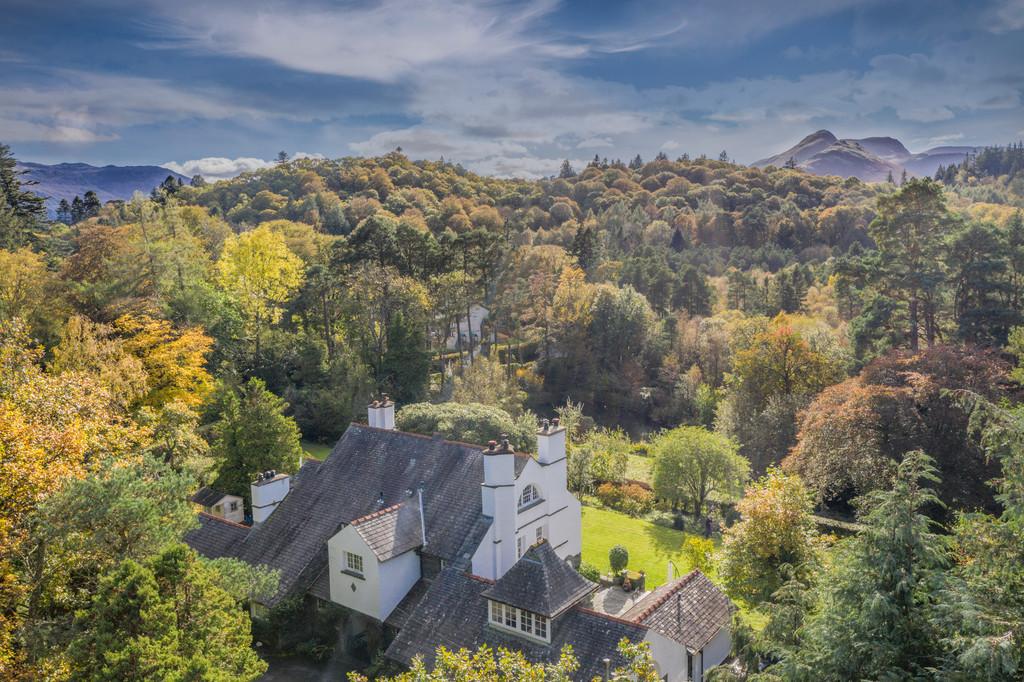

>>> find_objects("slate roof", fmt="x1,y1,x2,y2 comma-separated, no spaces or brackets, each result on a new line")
385,579,431,630
184,513,250,559
386,568,648,681
350,502,424,562
191,486,233,507
186,425,528,606
621,570,733,651
481,540,596,617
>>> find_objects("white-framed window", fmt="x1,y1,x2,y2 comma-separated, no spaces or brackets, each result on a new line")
229,501,239,512
519,609,534,634
488,601,550,642
535,525,545,543
534,614,548,639
344,551,364,576
503,603,517,629
517,535,525,558
519,484,540,508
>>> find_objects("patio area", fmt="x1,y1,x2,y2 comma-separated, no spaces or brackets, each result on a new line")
589,585,650,618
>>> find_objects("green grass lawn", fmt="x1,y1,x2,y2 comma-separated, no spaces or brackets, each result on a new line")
581,505,705,589
625,454,652,484
301,440,333,460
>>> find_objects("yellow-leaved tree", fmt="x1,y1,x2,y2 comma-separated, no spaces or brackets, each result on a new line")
217,225,304,357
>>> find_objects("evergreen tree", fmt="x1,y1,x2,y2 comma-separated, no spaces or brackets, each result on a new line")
276,151,289,164
380,310,431,403
70,195,85,223
718,150,730,162
82,190,102,219
0,143,47,248
628,154,643,170
67,544,267,681
212,378,303,501
570,225,598,272
946,222,1017,345
784,156,798,169
887,170,895,184
189,174,206,187
771,451,948,681
55,198,72,225
558,159,576,179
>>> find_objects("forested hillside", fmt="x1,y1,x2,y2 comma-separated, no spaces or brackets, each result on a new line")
3,138,1024,678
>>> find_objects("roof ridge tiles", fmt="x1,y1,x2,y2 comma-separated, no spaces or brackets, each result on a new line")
196,511,251,530
350,503,404,526
352,422,533,458
630,570,701,622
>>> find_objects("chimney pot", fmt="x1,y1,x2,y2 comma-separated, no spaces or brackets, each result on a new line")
551,417,560,428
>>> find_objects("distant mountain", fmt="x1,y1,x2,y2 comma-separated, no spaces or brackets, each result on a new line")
753,130,977,182
16,162,188,215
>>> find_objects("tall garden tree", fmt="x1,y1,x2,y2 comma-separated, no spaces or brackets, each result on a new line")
212,378,303,500
866,178,953,351
718,469,819,604
0,143,47,248
218,225,304,358
769,451,948,681
650,426,748,516
67,544,266,681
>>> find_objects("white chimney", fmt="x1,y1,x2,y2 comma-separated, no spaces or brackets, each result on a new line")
368,395,395,430
537,418,566,465
251,470,290,525
481,435,517,578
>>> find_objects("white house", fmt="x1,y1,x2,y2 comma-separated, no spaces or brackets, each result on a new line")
186,399,731,680
446,303,489,351
190,486,244,524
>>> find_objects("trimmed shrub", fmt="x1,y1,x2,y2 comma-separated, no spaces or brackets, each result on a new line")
595,482,655,516
578,562,601,582
609,545,629,573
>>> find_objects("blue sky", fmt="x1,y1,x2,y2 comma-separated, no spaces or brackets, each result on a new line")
1,0,1022,178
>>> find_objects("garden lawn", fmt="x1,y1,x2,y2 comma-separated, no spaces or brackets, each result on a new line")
581,505,708,589
301,440,333,460
625,454,652,484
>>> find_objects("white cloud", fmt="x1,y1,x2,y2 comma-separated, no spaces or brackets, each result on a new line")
0,69,268,144
577,137,614,149
162,157,272,179
162,151,326,180
150,0,569,83
988,0,1024,32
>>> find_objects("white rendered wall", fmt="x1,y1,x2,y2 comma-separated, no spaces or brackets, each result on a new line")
251,475,290,525
327,526,422,621
644,630,688,682
701,626,731,679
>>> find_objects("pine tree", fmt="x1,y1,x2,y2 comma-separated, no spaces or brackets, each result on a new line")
558,159,576,178
82,190,102,219
719,150,730,162
628,154,644,170
784,156,798,169
70,195,85,223
211,378,303,501
570,225,598,272
0,143,47,248
56,198,72,224
276,150,289,164
887,170,895,184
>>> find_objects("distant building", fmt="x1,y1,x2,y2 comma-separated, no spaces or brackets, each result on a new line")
190,487,244,524
186,399,732,680
446,303,489,351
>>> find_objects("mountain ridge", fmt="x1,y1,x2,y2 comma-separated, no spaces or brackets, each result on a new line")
753,130,978,182
17,161,188,215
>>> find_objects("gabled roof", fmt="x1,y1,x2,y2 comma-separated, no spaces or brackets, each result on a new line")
387,568,647,681
186,424,526,606
482,540,596,617
350,502,423,562
621,570,733,651
190,486,235,507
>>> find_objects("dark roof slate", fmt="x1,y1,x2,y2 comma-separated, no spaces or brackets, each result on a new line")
386,568,648,681
351,502,424,562
184,514,249,559
481,540,596,617
621,570,733,651
384,579,430,630
191,486,233,507
187,425,500,606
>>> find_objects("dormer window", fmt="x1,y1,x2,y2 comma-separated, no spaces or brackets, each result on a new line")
519,484,540,508
487,600,550,643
